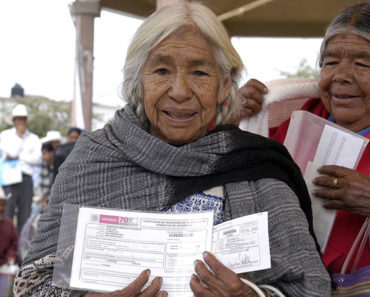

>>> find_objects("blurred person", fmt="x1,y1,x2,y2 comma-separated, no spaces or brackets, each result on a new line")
14,3,330,296
18,192,50,262
52,127,83,178
237,3,370,275
0,186,18,267
0,104,42,234
37,142,55,201
67,127,83,143
40,130,62,152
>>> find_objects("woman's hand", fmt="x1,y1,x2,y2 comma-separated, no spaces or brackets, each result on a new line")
84,269,167,297
312,165,370,216
237,79,268,118
190,251,263,297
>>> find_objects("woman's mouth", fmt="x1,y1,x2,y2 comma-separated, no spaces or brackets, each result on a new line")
332,93,361,100
163,110,197,120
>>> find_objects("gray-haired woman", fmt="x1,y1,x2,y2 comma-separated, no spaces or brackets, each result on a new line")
14,2,330,297
238,2,370,277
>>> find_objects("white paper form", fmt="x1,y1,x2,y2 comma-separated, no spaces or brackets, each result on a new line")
308,124,366,252
212,212,270,273
304,161,337,253
70,208,214,296
313,124,365,168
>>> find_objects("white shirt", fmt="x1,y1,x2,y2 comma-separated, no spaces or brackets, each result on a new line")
0,127,42,176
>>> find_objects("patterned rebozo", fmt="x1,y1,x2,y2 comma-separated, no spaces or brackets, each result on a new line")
15,105,331,296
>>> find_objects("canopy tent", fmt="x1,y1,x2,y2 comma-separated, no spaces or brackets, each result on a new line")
100,0,361,37
70,0,361,130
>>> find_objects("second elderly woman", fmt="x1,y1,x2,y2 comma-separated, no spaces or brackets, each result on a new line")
14,2,330,297
237,2,370,277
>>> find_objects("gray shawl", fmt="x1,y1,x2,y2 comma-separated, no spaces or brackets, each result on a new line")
22,105,330,296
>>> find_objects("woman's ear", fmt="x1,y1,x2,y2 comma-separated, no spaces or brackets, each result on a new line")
217,73,232,104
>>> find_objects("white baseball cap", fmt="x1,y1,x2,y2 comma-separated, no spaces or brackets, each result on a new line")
12,104,28,118
41,130,62,144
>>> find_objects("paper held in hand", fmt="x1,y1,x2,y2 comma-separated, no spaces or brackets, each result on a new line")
68,208,270,296
284,111,369,252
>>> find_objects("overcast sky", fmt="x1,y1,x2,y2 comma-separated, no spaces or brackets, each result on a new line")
0,0,322,108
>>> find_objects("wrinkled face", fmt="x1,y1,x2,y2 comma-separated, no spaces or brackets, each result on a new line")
141,29,231,145
319,33,370,132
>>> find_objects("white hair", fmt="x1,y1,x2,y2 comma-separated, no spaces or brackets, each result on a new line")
122,1,243,128
319,3,370,67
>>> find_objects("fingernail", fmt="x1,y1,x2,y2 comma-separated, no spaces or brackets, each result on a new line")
264,87,268,92
194,259,199,266
159,291,168,297
145,269,151,277
157,277,163,285
203,251,209,259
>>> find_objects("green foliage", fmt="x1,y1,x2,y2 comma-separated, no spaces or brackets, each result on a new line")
0,121,11,132
280,58,320,79
1,96,72,137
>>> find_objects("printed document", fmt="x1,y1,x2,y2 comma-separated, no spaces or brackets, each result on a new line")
212,212,270,273
313,124,365,168
304,161,336,253
69,208,270,296
70,208,214,295
307,124,366,252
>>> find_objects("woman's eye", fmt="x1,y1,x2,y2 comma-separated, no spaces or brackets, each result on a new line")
323,61,338,67
193,70,208,76
155,68,169,75
356,61,370,68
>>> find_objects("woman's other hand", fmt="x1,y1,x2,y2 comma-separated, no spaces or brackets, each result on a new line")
191,251,263,297
84,269,167,297
313,165,370,216
237,79,268,118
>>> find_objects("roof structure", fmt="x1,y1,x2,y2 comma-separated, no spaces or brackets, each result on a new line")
99,0,362,37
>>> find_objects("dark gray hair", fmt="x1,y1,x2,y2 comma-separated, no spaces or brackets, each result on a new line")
122,2,243,128
319,3,370,67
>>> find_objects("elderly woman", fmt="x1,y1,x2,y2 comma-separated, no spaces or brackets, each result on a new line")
238,3,370,276
14,2,330,297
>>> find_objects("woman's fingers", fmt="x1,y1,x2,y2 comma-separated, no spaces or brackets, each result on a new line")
140,277,165,297
242,79,268,98
190,273,214,297
83,270,166,297
237,79,268,118
192,252,254,297
194,257,223,292
312,165,370,216
122,269,152,296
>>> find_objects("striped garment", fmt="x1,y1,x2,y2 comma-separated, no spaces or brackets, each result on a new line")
14,105,330,296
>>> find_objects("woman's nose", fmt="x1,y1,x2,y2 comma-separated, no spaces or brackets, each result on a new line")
168,73,192,102
332,63,353,84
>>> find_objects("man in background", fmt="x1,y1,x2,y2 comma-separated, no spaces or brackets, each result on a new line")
0,104,41,233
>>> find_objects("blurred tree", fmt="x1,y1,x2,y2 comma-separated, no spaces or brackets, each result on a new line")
0,96,71,137
0,96,104,137
280,58,319,78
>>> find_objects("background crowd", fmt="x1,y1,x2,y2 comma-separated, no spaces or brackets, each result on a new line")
0,104,83,270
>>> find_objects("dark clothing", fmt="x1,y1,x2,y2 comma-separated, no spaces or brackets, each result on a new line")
53,141,76,179
0,217,18,266
4,174,33,234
